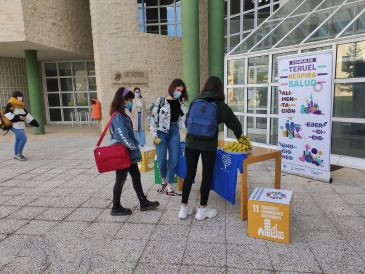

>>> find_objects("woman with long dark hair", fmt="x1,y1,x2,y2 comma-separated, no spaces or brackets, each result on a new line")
130,87,147,147
149,79,188,196
109,87,159,215
179,76,242,220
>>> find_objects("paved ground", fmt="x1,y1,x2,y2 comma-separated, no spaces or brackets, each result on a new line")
0,126,364,274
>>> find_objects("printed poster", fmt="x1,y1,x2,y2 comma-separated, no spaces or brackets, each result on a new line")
278,52,333,182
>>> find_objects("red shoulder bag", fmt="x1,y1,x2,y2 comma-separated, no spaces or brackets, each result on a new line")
94,112,132,173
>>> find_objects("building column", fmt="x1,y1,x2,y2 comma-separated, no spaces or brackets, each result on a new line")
208,0,225,82
25,50,45,134
182,0,200,101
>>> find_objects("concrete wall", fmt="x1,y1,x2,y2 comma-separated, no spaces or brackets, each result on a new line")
21,0,93,58
89,0,209,126
0,0,25,42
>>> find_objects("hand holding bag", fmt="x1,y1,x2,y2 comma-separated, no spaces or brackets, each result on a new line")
94,112,132,173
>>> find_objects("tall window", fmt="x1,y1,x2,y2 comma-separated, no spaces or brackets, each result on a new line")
138,0,182,37
44,61,97,123
225,0,280,52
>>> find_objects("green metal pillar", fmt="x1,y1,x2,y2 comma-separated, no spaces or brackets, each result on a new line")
208,0,225,82
25,50,45,134
182,0,200,101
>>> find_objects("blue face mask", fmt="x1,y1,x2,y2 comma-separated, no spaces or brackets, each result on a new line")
125,101,133,110
173,90,182,99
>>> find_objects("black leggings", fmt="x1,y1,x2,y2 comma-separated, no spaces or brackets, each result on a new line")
182,148,217,206
113,163,145,208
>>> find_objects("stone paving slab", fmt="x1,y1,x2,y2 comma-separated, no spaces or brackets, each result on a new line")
0,128,364,273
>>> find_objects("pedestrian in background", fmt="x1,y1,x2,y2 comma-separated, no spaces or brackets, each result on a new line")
130,87,147,147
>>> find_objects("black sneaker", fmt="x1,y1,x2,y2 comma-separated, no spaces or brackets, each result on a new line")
140,197,160,211
111,206,132,216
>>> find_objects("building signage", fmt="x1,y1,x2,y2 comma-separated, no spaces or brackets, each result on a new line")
277,52,333,182
112,69,148,84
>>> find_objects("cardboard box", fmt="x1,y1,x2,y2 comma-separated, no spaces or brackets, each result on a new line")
137,147,155,173
248,187,293,244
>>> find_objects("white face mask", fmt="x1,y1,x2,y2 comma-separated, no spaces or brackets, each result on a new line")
17,97,23,102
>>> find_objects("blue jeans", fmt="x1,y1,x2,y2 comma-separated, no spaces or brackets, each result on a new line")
11,128,27,155
134,112,146,146
156,123,180,184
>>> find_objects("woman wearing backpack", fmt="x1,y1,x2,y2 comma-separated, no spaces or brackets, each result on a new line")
179,76,242,220
150,79,188,196
4,91,39,161
130,87,147,147
109,87,159,215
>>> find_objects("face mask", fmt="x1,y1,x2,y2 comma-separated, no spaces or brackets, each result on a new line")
17,97,23,102
125,101,133,110
173,90,182,99
135,92,141,98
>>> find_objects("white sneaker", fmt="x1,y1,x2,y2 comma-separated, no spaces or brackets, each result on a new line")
178,205,193,219
195,207,217,221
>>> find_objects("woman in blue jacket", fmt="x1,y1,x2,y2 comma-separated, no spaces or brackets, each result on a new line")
109,87,159,216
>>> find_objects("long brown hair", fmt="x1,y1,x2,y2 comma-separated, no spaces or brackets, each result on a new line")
201,76,224,101
168,79,189,101
110,87,135,116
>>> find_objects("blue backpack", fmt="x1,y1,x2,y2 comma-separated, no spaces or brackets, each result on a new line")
186,99,218,138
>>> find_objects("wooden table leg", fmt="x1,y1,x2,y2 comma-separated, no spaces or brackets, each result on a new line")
177,177,183,192
274,152,282,189
240,161,249,221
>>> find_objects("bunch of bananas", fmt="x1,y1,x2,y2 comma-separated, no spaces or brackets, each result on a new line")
223,136,252,153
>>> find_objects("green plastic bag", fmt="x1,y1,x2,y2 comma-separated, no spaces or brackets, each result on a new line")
154,160,177,184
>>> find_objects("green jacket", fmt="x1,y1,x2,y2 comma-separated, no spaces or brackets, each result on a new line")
185,91,242,152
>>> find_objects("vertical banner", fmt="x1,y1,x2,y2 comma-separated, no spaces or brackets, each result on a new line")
278,52,333,182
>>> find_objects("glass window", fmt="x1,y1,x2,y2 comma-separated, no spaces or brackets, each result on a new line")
230,15,240,34
88,77,96,91
61,93,75,107
176,5,181,22
243,12,255,31
230,0,240,16
48,94,60,107
227,88,245,113
258,7,270,26
230,35,241,50
248,55,269,84
58,63,72,76
272,51,297,82
63,108,75,122
146,8,159,24
270,0,304,20
227,59,245,85
332,122,365,158
277,9,335,48
161,24,176,36
90,92,97,101
147,25,159,34
271,86,278,114
334,83,365,118
269,118,278,145
301,46,332,53
87,62,95,76
160,0,174,5
244,0,255,12
74,77,88,92
336,41,365,78
75,93,89,107
73,62,87,77
247,87,268,114
258,0,271,8
46,78,59,92
341,6,365,37
307,2,360,42
45,63,57,77
49,109,62,122
273,3,279,12
317,0,345,10
160,5,175,24
247,116,267,143
60,78,73,92
252,15,305,52
227,115,245,139
177,24,182,36
225,0,227,16
291,0,323,16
